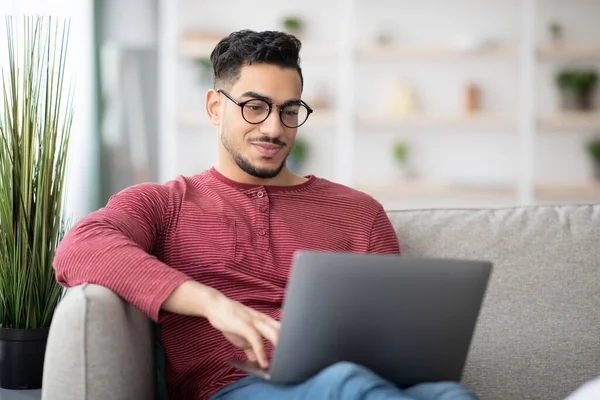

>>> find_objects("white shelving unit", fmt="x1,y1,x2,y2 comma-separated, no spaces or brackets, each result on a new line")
157,0,600,209
356,113,517,129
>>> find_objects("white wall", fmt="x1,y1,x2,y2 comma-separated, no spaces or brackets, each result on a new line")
0,0,97,221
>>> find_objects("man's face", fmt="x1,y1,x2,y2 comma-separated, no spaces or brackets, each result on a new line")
218,64,303,179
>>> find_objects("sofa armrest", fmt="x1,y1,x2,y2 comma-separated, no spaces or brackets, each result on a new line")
42,283,156,400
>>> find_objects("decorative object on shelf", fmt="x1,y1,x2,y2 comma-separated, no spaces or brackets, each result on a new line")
387,81,417,118
585,137,600,181
194,56,213,86
392,141,411,179
548,20,563,47
288,138,309,174
0,16,73,390
556,69,598,111
373,21,394,46
375,30,394,46
465,82,481,114
281,16,304,37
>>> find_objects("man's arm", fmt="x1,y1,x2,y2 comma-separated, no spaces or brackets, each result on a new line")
53,181,279,368
53,182,190,322
368,206,401,255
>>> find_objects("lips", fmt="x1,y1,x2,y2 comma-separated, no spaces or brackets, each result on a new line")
252,143,284,157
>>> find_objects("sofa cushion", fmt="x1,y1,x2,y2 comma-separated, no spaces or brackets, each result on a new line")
386,204,600,400
42,283,155,400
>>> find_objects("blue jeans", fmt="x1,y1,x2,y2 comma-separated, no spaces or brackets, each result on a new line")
209,362,478,400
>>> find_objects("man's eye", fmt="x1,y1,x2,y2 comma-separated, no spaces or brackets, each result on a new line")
246,103,267,112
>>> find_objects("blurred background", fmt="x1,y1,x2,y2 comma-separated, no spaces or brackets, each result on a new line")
2,0,600,220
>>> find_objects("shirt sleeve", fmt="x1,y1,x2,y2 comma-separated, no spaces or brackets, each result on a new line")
52,181,191,322
368,206,401,255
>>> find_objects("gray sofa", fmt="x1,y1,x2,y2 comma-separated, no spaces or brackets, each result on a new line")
41,204,600,400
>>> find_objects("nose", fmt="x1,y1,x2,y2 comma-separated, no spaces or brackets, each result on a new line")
259,108,285,137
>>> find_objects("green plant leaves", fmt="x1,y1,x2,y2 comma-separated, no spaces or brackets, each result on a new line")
0,16,73,329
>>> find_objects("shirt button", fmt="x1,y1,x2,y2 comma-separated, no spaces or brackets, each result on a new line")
259,206,268,213
257,191,265,198
258,230,266,236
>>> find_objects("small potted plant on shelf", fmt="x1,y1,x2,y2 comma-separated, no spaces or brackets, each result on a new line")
288,138,309,173
555,69,598,111
0,16,73,389
392,141,411,179
586,138,600,182
548,20,563,46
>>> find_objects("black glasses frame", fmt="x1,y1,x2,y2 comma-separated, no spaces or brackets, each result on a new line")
217,89,313,128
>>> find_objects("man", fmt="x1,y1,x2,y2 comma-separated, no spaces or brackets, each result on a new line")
53,30,478,400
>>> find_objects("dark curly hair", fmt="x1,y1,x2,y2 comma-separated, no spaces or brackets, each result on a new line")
210,30,303,89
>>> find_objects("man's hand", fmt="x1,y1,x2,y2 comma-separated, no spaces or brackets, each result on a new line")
205,294,280,369
162,280,280,368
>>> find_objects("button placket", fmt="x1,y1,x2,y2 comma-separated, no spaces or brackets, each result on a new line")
255,190,270,251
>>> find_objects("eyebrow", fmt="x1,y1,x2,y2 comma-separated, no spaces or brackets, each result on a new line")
239,91,302,105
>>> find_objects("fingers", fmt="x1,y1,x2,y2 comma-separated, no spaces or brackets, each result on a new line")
244,349,257,362
240,324,268,369
254,319,279,347
260,315,281,331
248,309,280,331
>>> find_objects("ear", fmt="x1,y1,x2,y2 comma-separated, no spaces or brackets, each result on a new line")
205,89,221,125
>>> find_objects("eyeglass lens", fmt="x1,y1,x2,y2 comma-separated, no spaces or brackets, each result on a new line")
242,99,309,128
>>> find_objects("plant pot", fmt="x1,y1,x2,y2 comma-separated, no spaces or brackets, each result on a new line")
0,327,49,389
560,88,595,111
394,163,411,180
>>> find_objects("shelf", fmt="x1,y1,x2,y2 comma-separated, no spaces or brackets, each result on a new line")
537,45,600,61
537,112,600,130
356,113,516,129
356,179,516,198
356,44,518,60
179,35,336,59
535,181,600,201
177,109,337,130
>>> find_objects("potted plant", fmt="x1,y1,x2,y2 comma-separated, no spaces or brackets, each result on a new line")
586,138,600,181
555,69,598,111
287,138,309,173
0,16,73,389
392,141,410,179
548,20,563,46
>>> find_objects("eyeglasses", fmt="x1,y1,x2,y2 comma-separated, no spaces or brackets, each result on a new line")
217,89,313,128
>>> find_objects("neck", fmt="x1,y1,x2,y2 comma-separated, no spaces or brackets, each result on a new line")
214,159,306,187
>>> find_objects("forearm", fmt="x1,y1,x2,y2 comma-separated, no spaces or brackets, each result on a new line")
161,280,223,319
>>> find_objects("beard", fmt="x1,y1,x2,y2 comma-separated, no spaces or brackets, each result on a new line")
220,129,289,179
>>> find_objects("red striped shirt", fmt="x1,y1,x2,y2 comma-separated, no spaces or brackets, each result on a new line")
53,167,401,399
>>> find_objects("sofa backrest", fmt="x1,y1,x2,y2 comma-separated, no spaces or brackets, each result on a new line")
386,204,600,400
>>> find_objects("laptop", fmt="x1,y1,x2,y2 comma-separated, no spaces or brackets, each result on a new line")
228,250,492,388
